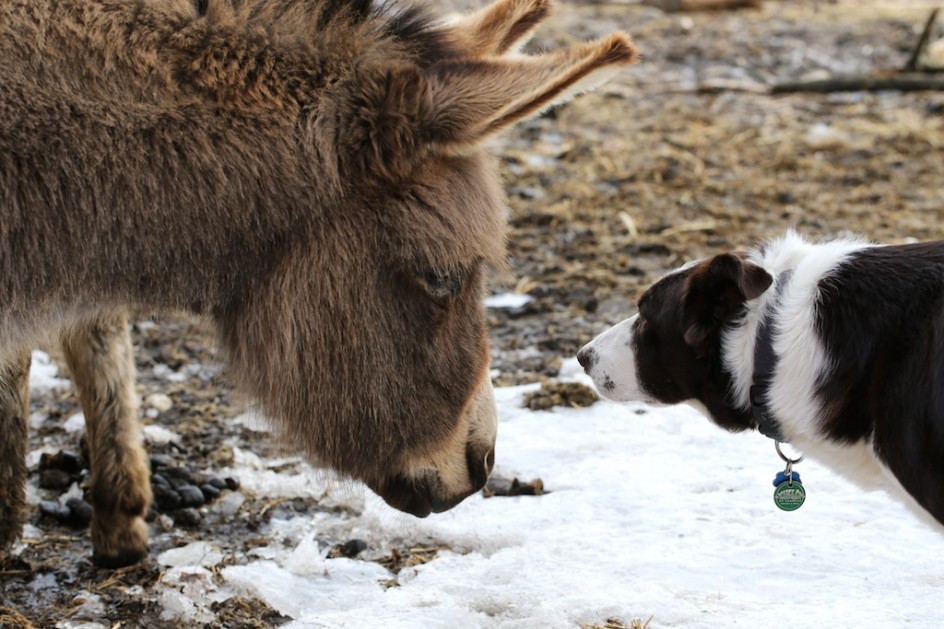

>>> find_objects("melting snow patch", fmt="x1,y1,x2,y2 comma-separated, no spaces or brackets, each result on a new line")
63,412,86,434
158,541,224,568
29,350,72,392
142,424,180,445
485,292,533,309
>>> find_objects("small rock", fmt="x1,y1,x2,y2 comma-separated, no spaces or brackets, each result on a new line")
163,466,193,488
156,514,175,532
177,485,205,508
152,485,182,512
39,500,70,520
144,393,173,413
151,473,171,489
334,539,368,559
149,454,175,470
172,508,202,528
64,498,93,528
39,469,74,491
206,476,227,490
224,477,240,491
199,483,220,501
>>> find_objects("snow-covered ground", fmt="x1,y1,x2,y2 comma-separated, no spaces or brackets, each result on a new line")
137,356,944,628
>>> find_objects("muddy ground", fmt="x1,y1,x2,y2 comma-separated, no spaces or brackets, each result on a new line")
3,0,944,626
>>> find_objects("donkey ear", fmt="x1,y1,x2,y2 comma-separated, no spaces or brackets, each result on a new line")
682,254,773,355
343,33,637,179
421,33,638,152
445,0,552,57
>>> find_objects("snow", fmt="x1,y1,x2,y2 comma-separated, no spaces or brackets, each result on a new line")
29,350,72,393
485,292,534,309
141,424,180,445
149,358,944,628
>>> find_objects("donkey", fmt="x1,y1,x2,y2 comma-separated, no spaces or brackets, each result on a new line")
0,0,637,567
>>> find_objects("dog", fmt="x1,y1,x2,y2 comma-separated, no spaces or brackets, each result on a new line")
577,231,944,530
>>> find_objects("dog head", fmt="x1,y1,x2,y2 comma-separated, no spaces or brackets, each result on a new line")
577,253,772,417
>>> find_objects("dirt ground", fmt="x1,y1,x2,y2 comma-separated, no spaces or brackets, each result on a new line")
3,0,944,626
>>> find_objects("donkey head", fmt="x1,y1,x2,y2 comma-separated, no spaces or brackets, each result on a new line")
230,0,638,517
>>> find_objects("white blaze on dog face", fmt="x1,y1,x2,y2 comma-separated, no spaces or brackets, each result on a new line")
578,315,651,403
578,255,770,416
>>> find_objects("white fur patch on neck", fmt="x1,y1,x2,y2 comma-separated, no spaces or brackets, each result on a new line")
722,231,870,443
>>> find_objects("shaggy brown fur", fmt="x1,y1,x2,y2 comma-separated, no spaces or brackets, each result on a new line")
0,0,637,567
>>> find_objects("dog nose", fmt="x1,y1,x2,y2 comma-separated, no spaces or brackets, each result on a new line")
576,346,595,372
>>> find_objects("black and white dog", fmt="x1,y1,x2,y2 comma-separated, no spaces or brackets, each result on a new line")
577,231,944,529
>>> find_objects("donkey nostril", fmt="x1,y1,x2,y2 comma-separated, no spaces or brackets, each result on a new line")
485,448,495,475
576,347,596,372
466,444,493,490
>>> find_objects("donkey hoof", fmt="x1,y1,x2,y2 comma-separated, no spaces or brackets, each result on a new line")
90,517,149,568
92,546,149,569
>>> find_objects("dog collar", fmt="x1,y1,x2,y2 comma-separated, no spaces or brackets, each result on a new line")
749,269,794,442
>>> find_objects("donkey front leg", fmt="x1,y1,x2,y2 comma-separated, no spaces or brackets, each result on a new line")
0,349,31,553
62,314,152,567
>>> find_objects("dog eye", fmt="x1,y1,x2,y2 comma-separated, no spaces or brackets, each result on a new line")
419,269,461,300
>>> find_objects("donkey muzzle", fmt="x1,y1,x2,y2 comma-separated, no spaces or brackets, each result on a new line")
372,442,496,517
370,380,497,517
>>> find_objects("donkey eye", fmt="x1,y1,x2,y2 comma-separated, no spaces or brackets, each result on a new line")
419,269,461,300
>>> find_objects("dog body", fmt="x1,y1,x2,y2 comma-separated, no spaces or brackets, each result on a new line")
578,232,944,529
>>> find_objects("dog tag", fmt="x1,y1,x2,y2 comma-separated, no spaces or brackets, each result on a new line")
772,470,805,511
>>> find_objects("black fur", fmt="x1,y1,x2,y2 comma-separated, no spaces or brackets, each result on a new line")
813,242,944,523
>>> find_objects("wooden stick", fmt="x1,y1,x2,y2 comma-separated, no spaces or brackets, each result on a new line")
771,73,944,94
641,0,760,11
904,8,940,72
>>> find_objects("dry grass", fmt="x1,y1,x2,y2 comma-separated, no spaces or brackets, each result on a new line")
0,605,39,629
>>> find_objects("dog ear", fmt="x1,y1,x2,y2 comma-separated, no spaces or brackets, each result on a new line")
682,253,772,355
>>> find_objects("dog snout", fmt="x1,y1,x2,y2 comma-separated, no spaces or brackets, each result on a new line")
577,346,596,373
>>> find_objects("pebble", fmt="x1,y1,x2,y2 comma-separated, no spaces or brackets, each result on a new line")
149,454,175,470
38,498,93,528
337,539,368,558
163,466,194,486
172,508,202,528
64,498,93,528
177,485,205,508
144,393,173,413
199,483,220,501
39,500,70,520
156,514,175,533
224,477,240,491
152,484,182,512
206,476,227,490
